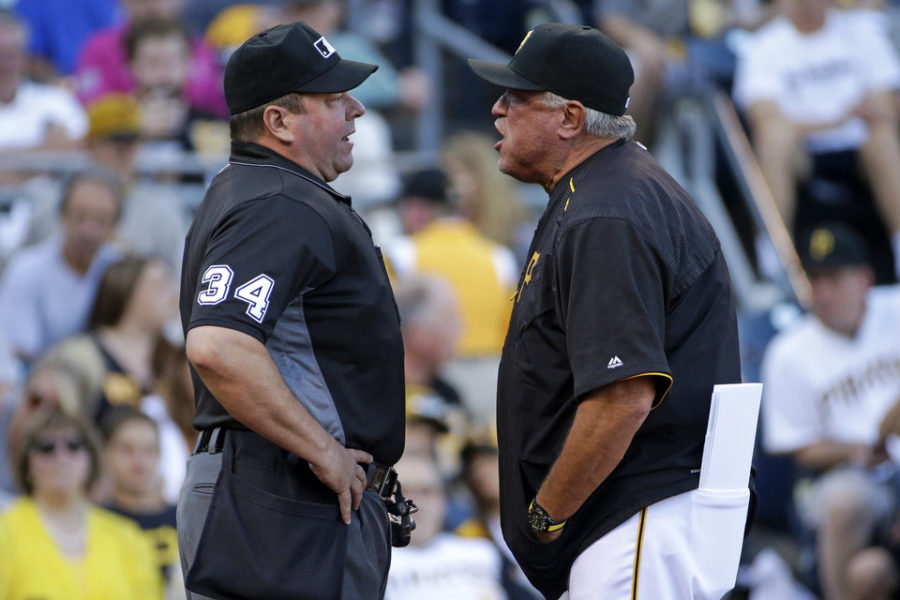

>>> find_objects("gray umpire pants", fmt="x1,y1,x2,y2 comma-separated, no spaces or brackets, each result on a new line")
176,430,391,600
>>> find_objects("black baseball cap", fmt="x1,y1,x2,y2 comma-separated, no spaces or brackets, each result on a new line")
401,168,450,204
224,21,377,115
797,222,869,273
467,23,634,116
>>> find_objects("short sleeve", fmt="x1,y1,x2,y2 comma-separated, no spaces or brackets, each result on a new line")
760,337,821,454
732,35,781,110
186,196,337,342
555,219,671,404
851,12,900,91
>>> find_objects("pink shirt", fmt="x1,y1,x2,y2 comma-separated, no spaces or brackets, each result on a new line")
75,25,228,117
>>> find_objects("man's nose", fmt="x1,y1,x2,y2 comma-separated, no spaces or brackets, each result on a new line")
346,94,365,119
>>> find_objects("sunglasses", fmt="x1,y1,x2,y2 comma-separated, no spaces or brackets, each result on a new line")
31,438,86,455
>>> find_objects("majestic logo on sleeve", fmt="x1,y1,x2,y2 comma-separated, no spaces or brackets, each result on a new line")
314,36,336,58
608,356,624,369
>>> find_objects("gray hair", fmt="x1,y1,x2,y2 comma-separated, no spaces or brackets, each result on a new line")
542,92,636,140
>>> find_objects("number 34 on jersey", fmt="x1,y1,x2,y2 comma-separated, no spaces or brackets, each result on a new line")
197,265,274,323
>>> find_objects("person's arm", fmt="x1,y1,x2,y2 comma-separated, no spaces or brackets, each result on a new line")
186,325,371,524
793,441,872,472
534,376,655,542
598,14,668,60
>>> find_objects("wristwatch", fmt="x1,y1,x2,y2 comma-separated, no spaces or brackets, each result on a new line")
527,498,567,533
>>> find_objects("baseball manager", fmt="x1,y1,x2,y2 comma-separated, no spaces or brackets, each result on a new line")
469,23,749,599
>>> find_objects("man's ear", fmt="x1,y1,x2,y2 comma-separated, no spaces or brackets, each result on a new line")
262,105,295,143
558,100,586,140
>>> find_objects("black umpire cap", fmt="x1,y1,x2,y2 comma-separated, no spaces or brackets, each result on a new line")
467,23,634,116
224,20,378,115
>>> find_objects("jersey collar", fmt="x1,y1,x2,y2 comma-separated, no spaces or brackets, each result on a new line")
229,141,353,205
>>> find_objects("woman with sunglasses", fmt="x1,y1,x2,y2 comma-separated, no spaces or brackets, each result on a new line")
0,410,161,599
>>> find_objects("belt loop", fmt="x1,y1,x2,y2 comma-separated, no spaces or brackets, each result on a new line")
208,428,225,454
193,429,212,454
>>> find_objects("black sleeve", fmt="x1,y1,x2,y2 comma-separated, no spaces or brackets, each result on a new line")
187,196,337,342
555,218,672,404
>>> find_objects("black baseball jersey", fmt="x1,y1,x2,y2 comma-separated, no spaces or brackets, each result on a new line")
497,140,741,598
180,142,405,465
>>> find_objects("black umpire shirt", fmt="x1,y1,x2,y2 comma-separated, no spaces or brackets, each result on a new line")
180,142,405,466
498,140,741,598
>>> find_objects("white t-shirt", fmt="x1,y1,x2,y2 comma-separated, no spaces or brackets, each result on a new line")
761,285,900,454
140,394,190,505
733,9,900,153
0,81,87,150
385,533,505,600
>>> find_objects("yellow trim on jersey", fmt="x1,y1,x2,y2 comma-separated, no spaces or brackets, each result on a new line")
569,177,576,192
564,197,570,211
632,506,648,600
622,372,674,410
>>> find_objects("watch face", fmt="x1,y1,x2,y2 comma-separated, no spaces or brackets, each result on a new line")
528,503,549,532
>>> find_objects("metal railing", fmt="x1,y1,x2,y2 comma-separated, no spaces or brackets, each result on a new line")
654,92,804,311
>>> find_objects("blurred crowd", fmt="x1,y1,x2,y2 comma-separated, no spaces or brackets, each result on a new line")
0,0,898,599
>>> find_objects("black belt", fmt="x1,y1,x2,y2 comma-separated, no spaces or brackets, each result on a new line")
195,428,396,498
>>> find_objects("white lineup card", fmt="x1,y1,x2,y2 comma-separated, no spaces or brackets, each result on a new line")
699,383,763,491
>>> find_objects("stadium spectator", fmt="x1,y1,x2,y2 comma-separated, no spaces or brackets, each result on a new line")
0,410,161,599
125,18,226,153
394,274,469,474
0,11,87,152
761,222,900,600
385,452,508,600
12,93,190,271
733,0,900,278
442,131,529,255
76,0,227,117
100,407,182,598
456,434,542,599
89,93,191,271
386,167,517,425
395,274,463,408
146,335,195,502
44,256,178,429
6,355,89,449
13,0,120,79
594,0,698,148
0,169,122,365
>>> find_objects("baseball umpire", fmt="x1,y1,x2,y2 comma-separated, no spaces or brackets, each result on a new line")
468,23,749,599
177,21,405,600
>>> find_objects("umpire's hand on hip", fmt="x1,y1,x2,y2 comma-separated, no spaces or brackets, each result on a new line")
309,440,373,524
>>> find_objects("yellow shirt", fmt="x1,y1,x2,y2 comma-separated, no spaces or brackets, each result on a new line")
393,219,517,356
0,498,162,600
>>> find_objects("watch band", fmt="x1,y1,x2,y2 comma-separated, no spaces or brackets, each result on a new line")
528,498,567,533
